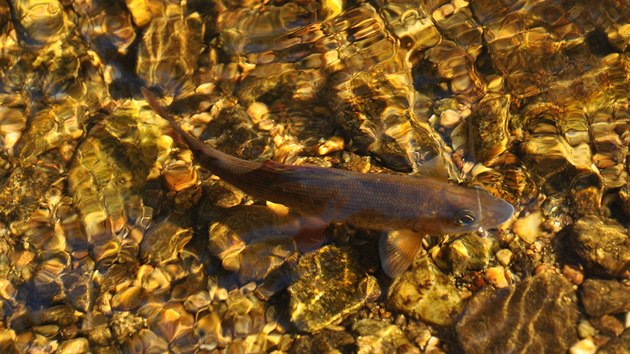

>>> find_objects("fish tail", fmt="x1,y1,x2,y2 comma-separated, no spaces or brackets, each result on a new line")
141,88,220,161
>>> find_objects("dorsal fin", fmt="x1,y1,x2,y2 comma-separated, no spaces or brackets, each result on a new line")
379,229,422,277
261,160,294,173
414,156,449,180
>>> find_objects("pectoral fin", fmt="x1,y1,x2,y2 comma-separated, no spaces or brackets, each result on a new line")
379,230,422,278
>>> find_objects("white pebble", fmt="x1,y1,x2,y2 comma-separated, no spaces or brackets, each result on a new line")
569,338,596,354
439,109,461,128
577,319,597,339
495,249,513,266
512,211,542,244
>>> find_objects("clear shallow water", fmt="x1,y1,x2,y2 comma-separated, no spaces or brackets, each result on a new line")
0,0,628,353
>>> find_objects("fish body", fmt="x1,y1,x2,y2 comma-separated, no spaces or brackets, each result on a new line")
142,88,514,276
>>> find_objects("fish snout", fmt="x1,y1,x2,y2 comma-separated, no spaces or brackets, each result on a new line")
481,197,514,229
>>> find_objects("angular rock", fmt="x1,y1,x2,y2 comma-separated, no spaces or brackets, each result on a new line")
388,256,463,326
288,246,380,332
352,319,419,354
289,329,355,354
456,272,578,354
568,215,630,277
580,278,630,317
597,328,630,354
590,314,625,337
447,233,494,274
140,213,193,265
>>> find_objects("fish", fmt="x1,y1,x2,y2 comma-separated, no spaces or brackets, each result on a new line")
141,88,514,277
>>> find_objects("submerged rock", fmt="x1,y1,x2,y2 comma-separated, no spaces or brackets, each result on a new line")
388,256,463,327
352,319,419,354
288,246,380,332
597,328,630,354
140,213,193,265
447,233,494,275
567,215,630,277
1,0,628,350
580,279,630,317
289,329,355,354
456,272,578,354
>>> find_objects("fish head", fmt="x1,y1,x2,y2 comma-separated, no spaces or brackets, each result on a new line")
426,185,514,234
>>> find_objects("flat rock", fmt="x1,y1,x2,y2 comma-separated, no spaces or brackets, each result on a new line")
447,233,494,274
456,272,578,354
597,328,630,354
580,278,630,317
289,329,355,354
140,213,193,265
567,215,630,277
388,256,463,326
288,246,380,332
352,319,419,354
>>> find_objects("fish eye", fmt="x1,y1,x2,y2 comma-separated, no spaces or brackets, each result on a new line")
454,209,477,226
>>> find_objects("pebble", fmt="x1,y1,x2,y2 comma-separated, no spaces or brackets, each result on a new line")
0,279,16,301
163,161,197,192
318,136,345,155
289,330,355,353
512,211,542,244
562,264,584,285
569,338,597,354
352,319,418,354
495,249,512,266
485,266,509,288
577,319,597,339
215,288,228,301
439,109,461,128
246,102,269,124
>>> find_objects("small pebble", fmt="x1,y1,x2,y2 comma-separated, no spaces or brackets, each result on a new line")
215,288,228,301
163,161,197,192
196,82,215,94
247,102,269,124
495,249,512,266
569,338,597,354
262,322,277,334
0,279,16,301
318,136,344,155
258,118,275,131
577,319,597,339
450,240,469,260
487,75,504,92
432,4,454,21
562,264,584,285
535,264,555,275
439,109,461,128
512,211,542,244
415,328,432,349
485,266,509,288
425,336,443,353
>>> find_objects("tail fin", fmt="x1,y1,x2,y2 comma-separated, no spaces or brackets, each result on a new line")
141,88,210,155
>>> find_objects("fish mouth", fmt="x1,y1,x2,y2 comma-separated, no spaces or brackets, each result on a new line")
481,198,515,229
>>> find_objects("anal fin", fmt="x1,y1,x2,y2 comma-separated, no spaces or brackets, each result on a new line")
293,216,328,253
